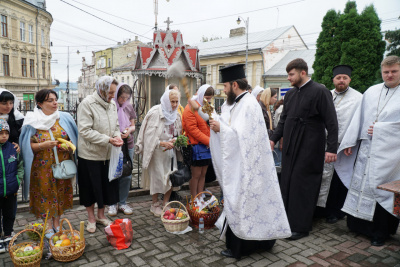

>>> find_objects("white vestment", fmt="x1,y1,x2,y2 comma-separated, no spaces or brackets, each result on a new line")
210,93,291,240
318,87,362,207
336,83,400,221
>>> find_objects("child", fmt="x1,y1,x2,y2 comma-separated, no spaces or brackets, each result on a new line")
0,119,23,253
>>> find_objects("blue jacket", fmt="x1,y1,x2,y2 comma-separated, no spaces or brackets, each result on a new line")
0,141,23,197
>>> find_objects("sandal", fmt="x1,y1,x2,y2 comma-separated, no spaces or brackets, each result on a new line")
96,217,112,226
86,220,96,233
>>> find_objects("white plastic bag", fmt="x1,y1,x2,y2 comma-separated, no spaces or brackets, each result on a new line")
109,145,124,182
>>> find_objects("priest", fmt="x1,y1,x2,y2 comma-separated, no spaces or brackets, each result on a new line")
269,58,338,240
207,64,291,259
336,55,400,246
317,65,362,224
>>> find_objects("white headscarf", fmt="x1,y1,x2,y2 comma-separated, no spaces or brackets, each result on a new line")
23,107,60,130
251,86,264,98
191,84,211,107
160,90,179,126
0,88,24,120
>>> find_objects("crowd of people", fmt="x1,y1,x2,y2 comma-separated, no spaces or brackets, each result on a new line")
0,54,398,259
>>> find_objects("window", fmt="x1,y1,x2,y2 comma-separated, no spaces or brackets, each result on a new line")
218,65,226,83
214,97,225,114
42,61,45,78
3,55,9,76
121,77,124,83
41,29,44,46
21,58,27,77
108,58,111,67
20,22,25,41
201,66,207,84
127,76,129,84
29,25,33,43
1,15,7,37
29,59,34,77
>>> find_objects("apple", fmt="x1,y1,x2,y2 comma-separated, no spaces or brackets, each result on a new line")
169,208,176,214
60,234,68,240
164,210,171,216
168,214,175,220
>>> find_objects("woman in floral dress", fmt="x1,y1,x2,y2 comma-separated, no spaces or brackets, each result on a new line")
20,89,78,238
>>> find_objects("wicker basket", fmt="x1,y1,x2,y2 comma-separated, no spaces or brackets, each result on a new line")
8,229,43,267
161,201,190,232
24,223,46,241
49,218,85,262
187,191,220,229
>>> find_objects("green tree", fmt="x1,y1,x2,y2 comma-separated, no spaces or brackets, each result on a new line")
312,2,385,92
385,29,400,57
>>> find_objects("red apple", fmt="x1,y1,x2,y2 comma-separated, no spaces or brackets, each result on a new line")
168,214,176,220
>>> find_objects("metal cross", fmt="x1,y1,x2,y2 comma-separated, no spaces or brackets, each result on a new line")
164,17,173,30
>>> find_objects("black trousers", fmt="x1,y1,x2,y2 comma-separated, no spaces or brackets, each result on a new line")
347,202,399,241
0,194,17,236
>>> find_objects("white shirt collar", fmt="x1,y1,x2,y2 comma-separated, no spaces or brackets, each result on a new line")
299,78,311,89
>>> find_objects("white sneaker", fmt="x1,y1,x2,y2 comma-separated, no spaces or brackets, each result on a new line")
118,204,133,215
108,205,118,216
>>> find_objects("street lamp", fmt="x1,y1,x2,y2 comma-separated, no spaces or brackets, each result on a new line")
237,16,249,76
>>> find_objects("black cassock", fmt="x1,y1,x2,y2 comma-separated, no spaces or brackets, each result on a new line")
270,80,338,232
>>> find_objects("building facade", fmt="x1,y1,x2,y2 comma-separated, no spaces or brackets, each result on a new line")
197,25,307,112
77,51,96,101
0,0,53,108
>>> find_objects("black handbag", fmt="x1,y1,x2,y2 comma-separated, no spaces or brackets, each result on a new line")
121,138,133,177
169,156,191,187
180,145,193,166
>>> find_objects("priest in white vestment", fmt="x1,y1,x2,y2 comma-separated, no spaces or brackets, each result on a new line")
317,65,362,224
206,64,291,259
336,56,400,246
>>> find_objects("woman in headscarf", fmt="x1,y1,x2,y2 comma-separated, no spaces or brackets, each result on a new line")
251,86,264,102
165,84,184,117
182,84,214,200
20,89,78,238
77,76,123,233
259,88,278,137
107,83,136,217
135,90,182,216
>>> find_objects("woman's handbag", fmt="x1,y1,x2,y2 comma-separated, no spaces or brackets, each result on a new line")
169,156,191,187
49,130,77,179
121,138,133,177
192,143,211,161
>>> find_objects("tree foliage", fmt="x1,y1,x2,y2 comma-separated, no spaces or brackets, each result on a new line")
385,29,400,57
200,36,222,42
312,2,386,92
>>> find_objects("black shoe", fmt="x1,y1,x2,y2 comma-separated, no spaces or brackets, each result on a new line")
220,249,234,258
326,216,339,224
286,232,309,240
371,238,385,247
169,191,183,202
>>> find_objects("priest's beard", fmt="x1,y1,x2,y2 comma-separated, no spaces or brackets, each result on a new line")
226,87,236,105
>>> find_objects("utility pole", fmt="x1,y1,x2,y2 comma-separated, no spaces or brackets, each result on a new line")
67,46,70,111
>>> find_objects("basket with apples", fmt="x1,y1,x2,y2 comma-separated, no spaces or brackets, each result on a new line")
161,201,190,232
186,191,220,229
49,218,85,262
8,229,43,267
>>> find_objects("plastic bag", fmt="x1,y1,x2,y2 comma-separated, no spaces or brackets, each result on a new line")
108,145,123,182
105,219,133,250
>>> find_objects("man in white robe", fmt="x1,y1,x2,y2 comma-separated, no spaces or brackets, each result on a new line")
336,56,400,246
317,65,362,224
207,64,291,259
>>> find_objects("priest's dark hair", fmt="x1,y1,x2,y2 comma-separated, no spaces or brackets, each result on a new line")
229,78,248,90
381,55,400,67
286,58,308,74
204,86,214,96
35,89,58,109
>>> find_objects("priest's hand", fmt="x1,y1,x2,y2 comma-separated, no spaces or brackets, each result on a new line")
344,147,352,156
325,152,337,163
270,141,275,151
209,119,220,132
367,123,374,136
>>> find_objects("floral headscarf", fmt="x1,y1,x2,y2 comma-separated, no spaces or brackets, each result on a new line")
95,76,117,102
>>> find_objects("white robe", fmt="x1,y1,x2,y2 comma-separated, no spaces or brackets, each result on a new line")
210,93,291,240
336,83,400,221
318,87,362,207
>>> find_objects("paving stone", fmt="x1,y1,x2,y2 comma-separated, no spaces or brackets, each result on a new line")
347,253,368,263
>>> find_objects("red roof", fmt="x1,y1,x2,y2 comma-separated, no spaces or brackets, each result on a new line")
140,47,153,64
186,49,197,68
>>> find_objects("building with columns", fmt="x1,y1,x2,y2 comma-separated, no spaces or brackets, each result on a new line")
0,0,53,109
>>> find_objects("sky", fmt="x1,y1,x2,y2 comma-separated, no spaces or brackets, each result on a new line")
46,0,400,83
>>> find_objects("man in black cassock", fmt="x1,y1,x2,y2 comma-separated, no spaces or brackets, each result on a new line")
270,58,338,240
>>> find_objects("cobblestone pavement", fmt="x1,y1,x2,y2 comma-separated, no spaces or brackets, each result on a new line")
1,186,399,267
